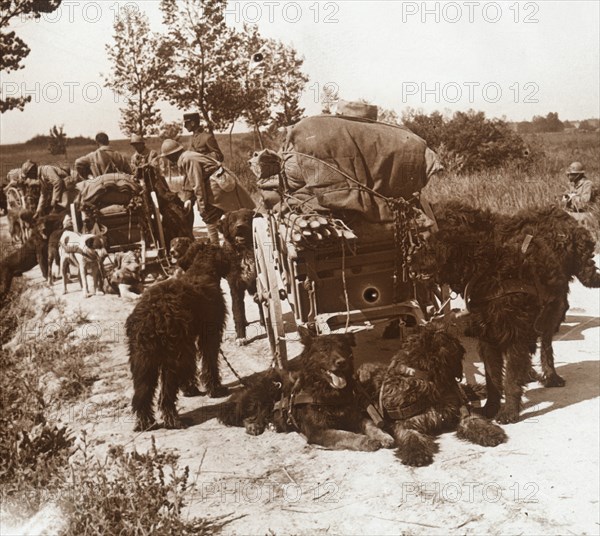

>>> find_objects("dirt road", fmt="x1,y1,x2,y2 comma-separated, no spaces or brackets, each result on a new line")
2,214,599,535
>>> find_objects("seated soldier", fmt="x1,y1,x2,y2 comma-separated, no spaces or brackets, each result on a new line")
562,161,594,212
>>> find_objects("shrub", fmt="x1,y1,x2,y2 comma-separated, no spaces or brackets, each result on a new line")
403,109,529,173
61,436,217,536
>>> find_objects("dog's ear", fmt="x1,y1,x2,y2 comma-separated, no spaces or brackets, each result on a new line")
297,325,314,348
219,213,233,243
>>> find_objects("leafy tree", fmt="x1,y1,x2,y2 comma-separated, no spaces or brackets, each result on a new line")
378,107,401,126
158,121,182,142
403,109,528,173
1,0,62,112
158,0,239,134
104,6,165,136
48,124,67,156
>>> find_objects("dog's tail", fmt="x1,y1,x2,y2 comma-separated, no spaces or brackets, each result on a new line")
456,414,507,447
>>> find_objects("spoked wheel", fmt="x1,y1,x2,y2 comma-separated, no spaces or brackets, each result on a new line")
6,187,25,211
253,217,287,368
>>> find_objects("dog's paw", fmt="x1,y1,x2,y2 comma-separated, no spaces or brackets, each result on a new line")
244,418,266,436
95,290,105,296
367,428,395,449
494,407,520,424
541,373,566,388
163,416,186,429
395,447,434,467
457,416,508,447
359,437,383,452
133,419,158,432
235,337,249,347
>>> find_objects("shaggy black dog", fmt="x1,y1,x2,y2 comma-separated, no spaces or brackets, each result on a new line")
219,209,264,345
0,212,65,307
413,207,569,424
431,201,600,389
220,328,394,451
126,240,229,431
357,325,507,466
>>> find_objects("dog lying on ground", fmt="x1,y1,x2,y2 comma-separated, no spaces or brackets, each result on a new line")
220,328,394,451
357,325,507,466
413,206,569,423
220,209,264,345
126,240,229,431
107,250,143,299
7,208,34,244
59,230,108,297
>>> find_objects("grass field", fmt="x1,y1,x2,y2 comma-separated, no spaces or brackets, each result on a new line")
1,128,598,222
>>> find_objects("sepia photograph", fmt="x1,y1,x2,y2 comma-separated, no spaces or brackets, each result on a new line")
0,1,598,534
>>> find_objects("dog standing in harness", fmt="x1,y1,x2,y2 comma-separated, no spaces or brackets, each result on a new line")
59,230,108,297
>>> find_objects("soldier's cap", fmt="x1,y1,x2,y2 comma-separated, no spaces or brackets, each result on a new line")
159,139,185,158
130,134,145,145
183,112,200,122
21,159,37,177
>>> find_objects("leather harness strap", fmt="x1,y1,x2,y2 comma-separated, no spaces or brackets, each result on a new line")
378,365,432,422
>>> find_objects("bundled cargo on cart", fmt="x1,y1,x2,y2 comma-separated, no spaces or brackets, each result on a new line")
249,113,446,365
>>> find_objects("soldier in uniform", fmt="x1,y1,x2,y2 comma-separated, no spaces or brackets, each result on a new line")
159,139,254,244
75,132,131,179
21,160,71,217
562,161,593,212
130,134,159,174
183,112,225,162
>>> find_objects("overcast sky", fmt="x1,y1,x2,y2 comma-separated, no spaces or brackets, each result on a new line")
1,0,599,144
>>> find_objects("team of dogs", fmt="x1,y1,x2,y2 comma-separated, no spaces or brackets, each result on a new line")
124,203,600,466
2,203,599,465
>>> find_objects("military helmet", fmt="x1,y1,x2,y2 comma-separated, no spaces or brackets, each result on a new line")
21,159,37,178
130,134,144,145
567,161,585,175
159,139,184,158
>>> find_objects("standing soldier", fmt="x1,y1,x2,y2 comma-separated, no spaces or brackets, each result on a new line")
21,160,71,218
130,134,159,174
183,113,225,162
562,161,594,212
75,132,131,180
159,139,254,244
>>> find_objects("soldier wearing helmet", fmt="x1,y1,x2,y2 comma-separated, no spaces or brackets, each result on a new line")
562,161,593,212
159,139,254,244
21,160,70,218
183,113,224,163
130,134,159,175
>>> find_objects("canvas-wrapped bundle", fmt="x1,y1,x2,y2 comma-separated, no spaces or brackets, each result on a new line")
277,115,442,223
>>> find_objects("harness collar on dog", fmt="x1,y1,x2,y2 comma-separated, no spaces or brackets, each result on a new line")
464,278,539,312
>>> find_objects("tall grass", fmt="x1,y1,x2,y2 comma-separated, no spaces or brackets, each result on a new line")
422,131,599,220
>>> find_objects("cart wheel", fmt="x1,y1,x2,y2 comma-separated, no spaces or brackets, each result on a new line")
253,217,287,368
6,187,25,211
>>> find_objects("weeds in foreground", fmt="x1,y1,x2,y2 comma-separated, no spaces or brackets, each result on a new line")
61,435,217,536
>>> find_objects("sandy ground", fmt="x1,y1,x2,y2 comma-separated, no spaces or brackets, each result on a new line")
1,213,599,536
